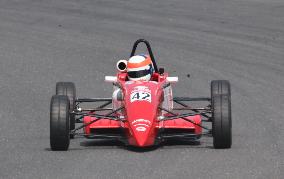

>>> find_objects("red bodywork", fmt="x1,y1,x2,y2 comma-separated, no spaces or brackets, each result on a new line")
83,73,202,147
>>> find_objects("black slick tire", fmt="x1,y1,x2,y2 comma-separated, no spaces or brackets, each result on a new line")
50,95,70,151
211,80,232,149
56,82,76,138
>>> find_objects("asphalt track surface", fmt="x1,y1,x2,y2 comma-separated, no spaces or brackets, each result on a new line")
0,0,283,178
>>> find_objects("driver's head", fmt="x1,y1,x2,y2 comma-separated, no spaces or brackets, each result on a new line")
127,54,154,81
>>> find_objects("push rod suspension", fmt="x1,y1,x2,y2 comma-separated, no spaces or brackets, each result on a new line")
70,106,124,135
159,107,210,130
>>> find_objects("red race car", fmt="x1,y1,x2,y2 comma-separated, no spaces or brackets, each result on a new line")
50,39,232,150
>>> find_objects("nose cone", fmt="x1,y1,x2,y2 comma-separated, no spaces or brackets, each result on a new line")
135,133,150,147
123,81,161,147
131,118,153,147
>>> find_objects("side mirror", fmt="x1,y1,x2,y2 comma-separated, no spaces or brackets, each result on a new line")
105,76,117,82
166,77,178,83
158,68,164,74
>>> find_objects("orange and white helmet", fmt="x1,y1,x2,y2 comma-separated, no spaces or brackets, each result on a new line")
127,54,154,81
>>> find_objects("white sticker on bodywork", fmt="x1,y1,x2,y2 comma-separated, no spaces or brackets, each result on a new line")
130,86,151,103
135,126,147,132
132,119,151,132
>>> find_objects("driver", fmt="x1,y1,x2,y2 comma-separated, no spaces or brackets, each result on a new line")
127,54,154,81
113,54,154,104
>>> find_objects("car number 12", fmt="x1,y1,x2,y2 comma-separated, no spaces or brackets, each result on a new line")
130,91,151,102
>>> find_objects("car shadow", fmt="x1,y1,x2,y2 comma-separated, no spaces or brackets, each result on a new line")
80,139,125,149
78,138,213,152
160,139,214,149
45,138,214,151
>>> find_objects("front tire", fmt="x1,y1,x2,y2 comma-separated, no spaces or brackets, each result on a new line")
56,82,76,138
211,80,232,149
50,95,70,151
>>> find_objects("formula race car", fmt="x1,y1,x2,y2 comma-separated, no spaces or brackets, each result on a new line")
50,39,232,151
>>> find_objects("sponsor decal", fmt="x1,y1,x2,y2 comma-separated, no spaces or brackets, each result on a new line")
125,81,134,85
130,86,151,102
132,119,151,132
136,126,146,132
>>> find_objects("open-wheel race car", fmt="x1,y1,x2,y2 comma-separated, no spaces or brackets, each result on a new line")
50,39,232,151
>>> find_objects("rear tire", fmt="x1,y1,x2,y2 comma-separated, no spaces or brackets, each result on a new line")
211,80,232,149
211,80,230,96
50,95,70,151
56,82,76,138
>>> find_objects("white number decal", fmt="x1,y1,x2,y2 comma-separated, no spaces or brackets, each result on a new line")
130,91,151,102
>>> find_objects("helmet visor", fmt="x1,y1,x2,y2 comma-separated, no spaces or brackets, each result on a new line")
128,69,152,79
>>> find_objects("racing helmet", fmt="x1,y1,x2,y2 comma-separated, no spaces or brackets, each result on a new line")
127,54,154,81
